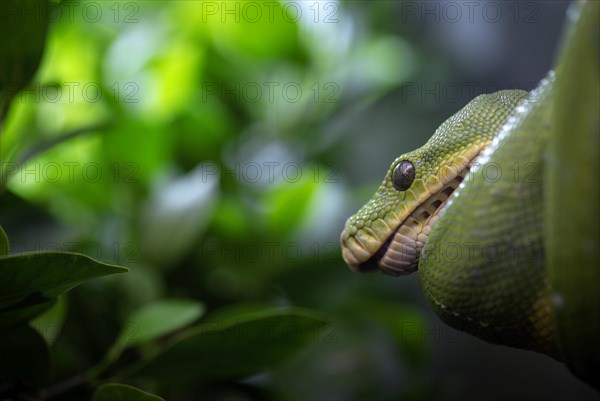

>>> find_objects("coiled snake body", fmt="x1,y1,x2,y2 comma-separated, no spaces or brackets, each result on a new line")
341,2,599,389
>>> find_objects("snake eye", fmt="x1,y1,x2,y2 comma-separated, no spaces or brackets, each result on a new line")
392,161,415,191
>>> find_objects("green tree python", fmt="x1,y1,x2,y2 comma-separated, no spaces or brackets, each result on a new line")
340,1,599,389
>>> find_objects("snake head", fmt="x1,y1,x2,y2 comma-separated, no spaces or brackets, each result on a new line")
340,149,474,276
340,90,529,276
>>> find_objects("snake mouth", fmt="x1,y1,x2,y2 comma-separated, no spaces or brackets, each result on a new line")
341,159,475,276
356,173,465,276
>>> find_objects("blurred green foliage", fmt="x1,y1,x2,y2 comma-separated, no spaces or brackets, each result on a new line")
0,1,596,400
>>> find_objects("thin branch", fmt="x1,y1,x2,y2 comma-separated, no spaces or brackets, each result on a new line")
0,100,10,139
17,121,113,165
40,373,89,400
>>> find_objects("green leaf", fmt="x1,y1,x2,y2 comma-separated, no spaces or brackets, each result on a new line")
0,325,50,388
117,299,205,347
31,295,67,346
92,383,165,401
189,0,303,60
131,308,328,384
0,297,55,331
0,252,128,309
264,179,317,238
90,299,204,377
0,0,49,120
0,226,8,257
117,299,204,346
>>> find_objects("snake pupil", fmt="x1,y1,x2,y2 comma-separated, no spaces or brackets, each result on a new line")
392,161,415,191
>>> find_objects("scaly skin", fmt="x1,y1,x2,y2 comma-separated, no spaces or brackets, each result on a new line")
341,1,599,388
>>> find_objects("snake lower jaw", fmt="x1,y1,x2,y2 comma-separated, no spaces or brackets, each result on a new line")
350,232,420,276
